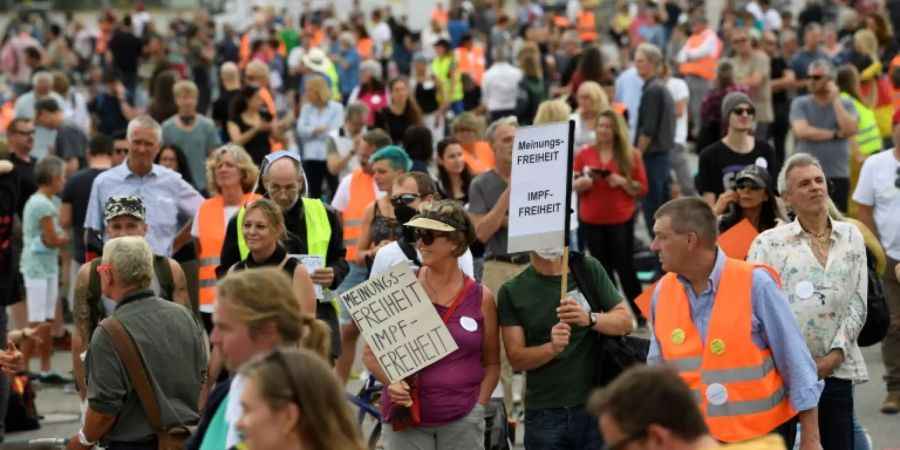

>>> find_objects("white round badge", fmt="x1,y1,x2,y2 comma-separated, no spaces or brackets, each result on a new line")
372,95,383,105
755,157,768,169
460,316,478,332
795,280,815,300
422,81,435,89
706,383,728,406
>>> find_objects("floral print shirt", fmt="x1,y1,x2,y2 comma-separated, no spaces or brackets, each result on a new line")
748,218,868,382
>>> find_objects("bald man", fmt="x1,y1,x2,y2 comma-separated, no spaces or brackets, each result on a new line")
211,62,242,137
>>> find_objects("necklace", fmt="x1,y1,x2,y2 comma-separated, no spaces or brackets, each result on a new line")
423,268,463,307
802,223,832,263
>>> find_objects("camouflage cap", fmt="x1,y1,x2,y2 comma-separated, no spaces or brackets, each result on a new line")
104,195,146,222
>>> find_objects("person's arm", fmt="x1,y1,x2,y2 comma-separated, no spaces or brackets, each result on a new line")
791,118,835,141
478,288,500,405
819,228,867,378
362,343,392,386
167,258,192,311
174,180,204,253
685,32,718,59
227,120,259,146
855,204,879,240
295,105,317,140
740,62,767,88
69,408,117,450
173,221,194,254
833,95,858,137
636,92,661,154
322,206,349,290
292,264,317,314
72,263,91,401
471,186,510,244
771,68,796,92
798,408,821,450
572,174,593,193
40,216,70,247
326,137,354,175
356,203,376,267
674,97,686,118
217,216,241,279
59,202,73,229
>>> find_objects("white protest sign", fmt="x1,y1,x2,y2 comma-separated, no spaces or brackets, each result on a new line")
507,121,572,254
340,263,458,383
291,254,324,299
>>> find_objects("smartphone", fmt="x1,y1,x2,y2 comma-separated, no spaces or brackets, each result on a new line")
590,168,612,178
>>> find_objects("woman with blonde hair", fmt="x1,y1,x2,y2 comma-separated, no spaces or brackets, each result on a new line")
192,144,261,332
191,267,334,449
573,109,649,324
516,42,548,125
451,112,495,174
297,75,345,199
570,81,610,147
237,348,366,450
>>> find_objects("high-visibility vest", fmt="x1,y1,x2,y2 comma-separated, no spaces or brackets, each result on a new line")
613,102,627,117
679,29,721,81
432,9,448,26
454,46,486,86
889,55,900,112
357,37,374,60
324,61,342,101
236,197,331,262
258,87,284,152
197,193,260,307
342,169,378,261
843,94,883,155
576,11,599,43
462,141,496,174
433,55,464,103
654,258,796,442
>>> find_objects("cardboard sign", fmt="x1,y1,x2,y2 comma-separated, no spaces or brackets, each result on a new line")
340,264,458,383
507,121,573,253
717,218,759,261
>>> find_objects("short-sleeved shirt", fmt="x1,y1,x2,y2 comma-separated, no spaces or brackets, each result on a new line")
852,150,900,259
468,169,511,258
697,139,778,198
62,168,107,263
790,49,826,82
665,77,689,145
731,51,773,123
635,77,676,154
55,122,89,166
87,289,207,444
88,93,130,136
497,257,622,409
161,116,222,190
7,153,37,217
789,95,856,178
84,163,204,257
20,193,62,278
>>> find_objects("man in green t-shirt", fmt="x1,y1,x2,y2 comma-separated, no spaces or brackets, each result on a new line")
497,248,634,449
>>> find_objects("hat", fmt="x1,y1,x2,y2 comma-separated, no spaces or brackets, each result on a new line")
721,91,754,123
302,48,331,74
735,164,772,190
105,195,145,222
405,212,463,233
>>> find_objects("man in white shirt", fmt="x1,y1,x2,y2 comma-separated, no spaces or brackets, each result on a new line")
371,9,392,62
326,102,369,181
663,63,693,196
481,45,522,123
853,124,900,414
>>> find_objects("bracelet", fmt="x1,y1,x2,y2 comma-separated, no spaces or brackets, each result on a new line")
78,430,96,446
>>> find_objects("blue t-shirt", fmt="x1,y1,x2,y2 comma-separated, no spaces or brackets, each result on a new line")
20,193,62,278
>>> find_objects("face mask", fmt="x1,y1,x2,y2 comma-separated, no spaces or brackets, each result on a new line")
394,204,418,241
535,247,564,261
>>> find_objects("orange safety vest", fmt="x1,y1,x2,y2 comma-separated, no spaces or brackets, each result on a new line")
654,259,796,443
890,55,900,112
342,169,378,261
576,11,599,43
454,45,486,85
679,29,721,81
357,37,374,60
462,141,496,174
613,102,627,117
431,9,448,26
196,193,260,307
258,87,284,152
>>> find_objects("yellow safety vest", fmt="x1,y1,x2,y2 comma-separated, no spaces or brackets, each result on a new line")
432,55,463,103
843,94,882,155
236,197,331,261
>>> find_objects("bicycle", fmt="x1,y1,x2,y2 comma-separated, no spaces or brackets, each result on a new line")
347,373,383,449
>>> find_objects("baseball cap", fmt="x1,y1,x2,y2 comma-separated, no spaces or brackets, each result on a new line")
735,164,772,190
105,195,146,222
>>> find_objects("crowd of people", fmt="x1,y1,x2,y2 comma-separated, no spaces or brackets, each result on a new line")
0,0,900,449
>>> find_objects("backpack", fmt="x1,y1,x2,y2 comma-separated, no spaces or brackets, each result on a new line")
0,43,19,75
4,374,40,433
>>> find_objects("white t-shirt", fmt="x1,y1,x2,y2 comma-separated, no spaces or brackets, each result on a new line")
481,62,522,112
852,150,900,259
371,22,392,59
331,172,385,213
666,77,690,145
370,241,475,279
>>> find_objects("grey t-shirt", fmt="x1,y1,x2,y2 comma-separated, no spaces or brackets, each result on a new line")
789,95,857,178
86,289,207,444
161,115,221,190
469,169,510,258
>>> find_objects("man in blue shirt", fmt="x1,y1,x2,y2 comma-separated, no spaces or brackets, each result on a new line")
647,197,823,449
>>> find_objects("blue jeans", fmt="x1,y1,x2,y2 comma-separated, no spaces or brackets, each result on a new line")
523,406,603,450
820,378,853,450
337,264,369,325
641,152,671,238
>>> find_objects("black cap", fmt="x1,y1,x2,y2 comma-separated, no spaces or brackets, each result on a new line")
735,164,772,190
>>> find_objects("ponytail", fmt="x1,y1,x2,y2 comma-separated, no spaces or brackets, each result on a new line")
300,314,332,361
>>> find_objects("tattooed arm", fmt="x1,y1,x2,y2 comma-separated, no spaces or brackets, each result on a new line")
168,258,194,314
72,263,92,402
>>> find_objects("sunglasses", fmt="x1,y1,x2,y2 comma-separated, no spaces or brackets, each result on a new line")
732,107,755,116
735,181,764,191
808,75,826,81
391,193,421,207
413,228,451,245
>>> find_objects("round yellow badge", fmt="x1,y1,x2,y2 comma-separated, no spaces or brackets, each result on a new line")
710,338,726,356
671,328,686,345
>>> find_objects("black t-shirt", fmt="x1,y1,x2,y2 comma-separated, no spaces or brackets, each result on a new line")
373,108,414,145
108,30,144,74
696,139,778,198
88,93,130,136
560,53,582,87
212,89,239,129
8,153,36,217
771,56,789,107
0,168,20,305
61,167,107,263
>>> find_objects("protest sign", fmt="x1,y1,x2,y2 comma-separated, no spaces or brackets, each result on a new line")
507,121,574,253
340,263,458,383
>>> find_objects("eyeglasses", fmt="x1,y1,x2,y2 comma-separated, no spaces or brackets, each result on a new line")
413,228,451,245
732,107,755,116
96,263,114,274
267,183,300,194
735,181,764,191
603,432,647,450
391,193,421,207
808,75,826,81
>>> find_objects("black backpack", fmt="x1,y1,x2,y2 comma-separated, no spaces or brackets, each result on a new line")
858,249,890,347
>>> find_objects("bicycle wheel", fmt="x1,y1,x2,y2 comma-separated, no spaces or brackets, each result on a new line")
368,420,382,450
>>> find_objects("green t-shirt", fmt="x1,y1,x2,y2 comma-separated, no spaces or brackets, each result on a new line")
200,394,229,450
20,193,62,278
497,257,622,410
279,28,300,55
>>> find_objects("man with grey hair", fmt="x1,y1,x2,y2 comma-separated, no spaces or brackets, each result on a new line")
13,71,66,120
470,115,522,415
634,43,676,239
677,17,721,139
647,197,822,448
71,236,206,450
749,153,867,448
482,45,522,122
85,116,204,257
789,58,857,212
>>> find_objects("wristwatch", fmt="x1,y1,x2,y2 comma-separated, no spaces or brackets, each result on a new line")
588,312,598,327
78,430,95,446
